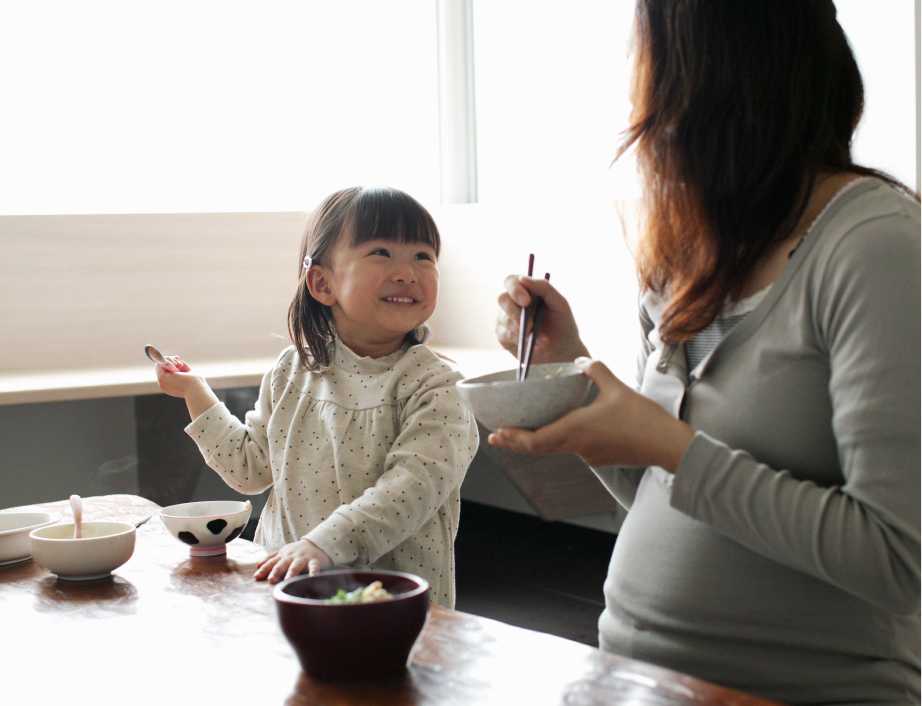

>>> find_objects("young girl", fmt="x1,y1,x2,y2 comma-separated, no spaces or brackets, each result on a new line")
153,186,479,608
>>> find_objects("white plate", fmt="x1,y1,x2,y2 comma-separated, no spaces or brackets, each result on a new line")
0,511,57,563
0,555,32,567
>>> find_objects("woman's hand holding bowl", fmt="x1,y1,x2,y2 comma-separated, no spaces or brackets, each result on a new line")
488,357,694,471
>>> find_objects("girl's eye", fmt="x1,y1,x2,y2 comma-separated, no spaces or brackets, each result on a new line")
370,248,391,257
415,252,434,262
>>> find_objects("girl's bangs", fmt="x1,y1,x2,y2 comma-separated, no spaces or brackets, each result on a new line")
347,189,441,255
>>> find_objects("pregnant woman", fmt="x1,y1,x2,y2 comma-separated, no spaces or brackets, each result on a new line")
490,2,920,704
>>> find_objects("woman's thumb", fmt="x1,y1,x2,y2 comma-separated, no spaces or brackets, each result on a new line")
574,357,619,389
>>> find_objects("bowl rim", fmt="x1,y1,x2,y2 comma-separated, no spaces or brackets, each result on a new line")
273,568,430,607
456,362,586,389
160,499,252,520
0,512,57,537
29,521,135,542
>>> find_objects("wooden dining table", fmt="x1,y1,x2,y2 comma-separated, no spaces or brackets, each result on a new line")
2,494,781,706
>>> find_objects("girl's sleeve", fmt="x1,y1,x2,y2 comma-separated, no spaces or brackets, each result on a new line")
305,366,479,565
184,366,275,495
589,300,655,510
670,214,920,614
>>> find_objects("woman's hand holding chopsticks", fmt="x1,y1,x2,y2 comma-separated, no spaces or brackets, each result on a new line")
495,274,590,365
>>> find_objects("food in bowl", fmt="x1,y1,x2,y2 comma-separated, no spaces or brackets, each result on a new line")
30,521,136,580
455,361,596,431
274,569,429,681
160,500,252,557
0,512,56,566
324,580,393,604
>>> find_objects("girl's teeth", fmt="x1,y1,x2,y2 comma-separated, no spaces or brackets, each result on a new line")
385,297,415,304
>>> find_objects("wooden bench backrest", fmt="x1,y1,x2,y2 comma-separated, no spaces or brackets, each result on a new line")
2,212,307,373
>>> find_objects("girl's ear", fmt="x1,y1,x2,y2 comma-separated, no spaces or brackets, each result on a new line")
306,266,337,306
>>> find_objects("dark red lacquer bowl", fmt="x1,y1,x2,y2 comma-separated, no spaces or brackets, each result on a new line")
273,569,430,681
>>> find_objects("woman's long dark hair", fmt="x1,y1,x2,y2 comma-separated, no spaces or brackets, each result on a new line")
618,0,916,343
287,186,441,370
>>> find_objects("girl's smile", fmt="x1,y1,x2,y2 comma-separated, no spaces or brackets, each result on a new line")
307,237,438,357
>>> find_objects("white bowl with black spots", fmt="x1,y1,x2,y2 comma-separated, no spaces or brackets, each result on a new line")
160,500,252,557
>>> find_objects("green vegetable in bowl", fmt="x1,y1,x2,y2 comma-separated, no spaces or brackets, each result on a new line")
324,580,393,604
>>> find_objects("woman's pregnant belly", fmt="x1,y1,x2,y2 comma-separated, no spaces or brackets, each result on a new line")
599,470,909,703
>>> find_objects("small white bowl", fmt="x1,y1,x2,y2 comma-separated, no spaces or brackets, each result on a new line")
30,521,136,580
160,500,252,557
0,512,57,566
456,362,596,431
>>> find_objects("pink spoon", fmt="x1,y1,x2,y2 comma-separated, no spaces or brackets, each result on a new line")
69,494,83,539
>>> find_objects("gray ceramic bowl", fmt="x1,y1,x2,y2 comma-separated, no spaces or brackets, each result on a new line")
456,362,596,431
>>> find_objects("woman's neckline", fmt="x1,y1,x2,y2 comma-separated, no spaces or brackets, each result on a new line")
723,285,771,318
734,174,871,301
788,175,870,257
686,176,880,377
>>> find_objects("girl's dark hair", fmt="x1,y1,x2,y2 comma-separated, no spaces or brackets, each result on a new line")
618,0,917,343
287,186,441,370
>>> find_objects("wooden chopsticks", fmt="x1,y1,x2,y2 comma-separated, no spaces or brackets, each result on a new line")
516,253,551,382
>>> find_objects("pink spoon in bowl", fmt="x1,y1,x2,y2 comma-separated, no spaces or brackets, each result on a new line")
69,494,83,539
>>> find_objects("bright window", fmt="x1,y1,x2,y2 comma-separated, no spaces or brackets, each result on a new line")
461,3,640,379
472,2,639,205
835,0,917,190
0,0,441,214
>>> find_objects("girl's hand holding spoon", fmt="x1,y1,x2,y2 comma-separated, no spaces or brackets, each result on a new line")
146,344,193,393
145,344,220,419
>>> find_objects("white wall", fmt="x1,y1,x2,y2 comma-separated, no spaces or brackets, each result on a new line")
835,0,918,190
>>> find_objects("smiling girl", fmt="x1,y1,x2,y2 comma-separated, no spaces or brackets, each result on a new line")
153,186,479,607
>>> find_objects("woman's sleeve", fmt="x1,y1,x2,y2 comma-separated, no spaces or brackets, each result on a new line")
305,367,479,565
670,214,921,614
184,366,275,495
590,300,655,510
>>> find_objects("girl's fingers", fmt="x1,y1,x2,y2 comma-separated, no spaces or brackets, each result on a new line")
285,558,307,580
308,558,321,576
268,557,292,584
254,553,279,578
256,551,277,569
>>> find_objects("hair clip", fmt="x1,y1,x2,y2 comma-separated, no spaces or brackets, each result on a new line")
303,255,313,270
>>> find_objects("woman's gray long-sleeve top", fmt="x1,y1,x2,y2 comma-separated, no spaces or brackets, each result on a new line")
593,178,920,705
